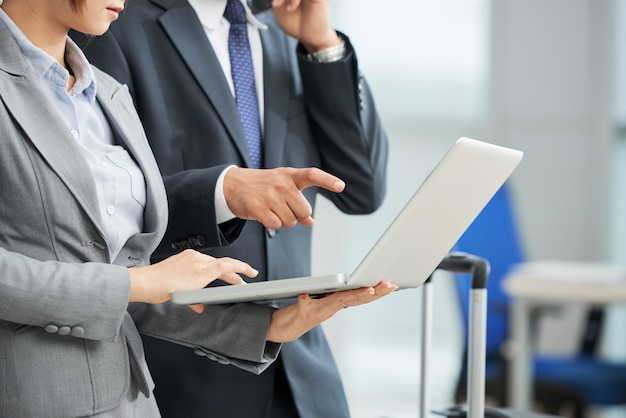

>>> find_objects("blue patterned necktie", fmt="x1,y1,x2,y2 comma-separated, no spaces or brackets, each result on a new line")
224,0,263,169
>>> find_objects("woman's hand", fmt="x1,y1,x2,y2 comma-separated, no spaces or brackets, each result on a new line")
266,281,398,342
128,249,257,313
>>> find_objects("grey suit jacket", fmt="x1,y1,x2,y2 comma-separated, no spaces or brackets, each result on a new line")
0,22,279,418
76,0,389,416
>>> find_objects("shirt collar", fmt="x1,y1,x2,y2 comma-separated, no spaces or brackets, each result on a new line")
188,0,268,32
65,38,97,101
0,8,97,102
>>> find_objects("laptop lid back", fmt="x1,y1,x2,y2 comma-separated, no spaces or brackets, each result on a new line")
345,137,523,289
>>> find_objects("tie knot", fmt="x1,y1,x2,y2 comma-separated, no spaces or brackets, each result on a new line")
224,0,247,25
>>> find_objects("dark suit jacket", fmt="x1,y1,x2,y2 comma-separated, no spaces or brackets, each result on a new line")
76,0,388,416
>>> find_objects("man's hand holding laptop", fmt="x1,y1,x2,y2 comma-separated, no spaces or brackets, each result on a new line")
265,281,398,342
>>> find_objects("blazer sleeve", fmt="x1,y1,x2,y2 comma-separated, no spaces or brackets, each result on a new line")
0,248,131,343
128,300,281,374
296,33,389,214
154,167,246,261
0,242,278,373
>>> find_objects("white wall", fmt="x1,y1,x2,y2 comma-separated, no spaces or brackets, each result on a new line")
489,0,616,263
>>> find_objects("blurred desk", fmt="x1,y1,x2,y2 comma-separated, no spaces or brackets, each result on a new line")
502,261,626,410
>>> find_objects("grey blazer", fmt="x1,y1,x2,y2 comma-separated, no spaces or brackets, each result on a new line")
0,23,279,418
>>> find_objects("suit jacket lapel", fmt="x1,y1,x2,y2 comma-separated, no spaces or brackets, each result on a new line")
153,0,253,167
257,12,291,169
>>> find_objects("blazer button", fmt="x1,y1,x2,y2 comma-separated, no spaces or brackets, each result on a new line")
181,239,191,249
171,242,182,251
193,349,207,357
188,236,198,247
266,228,276,238
358,77,367,110
196,235,207,246
58,326,71,336
71,326,85,337
44,324,59,334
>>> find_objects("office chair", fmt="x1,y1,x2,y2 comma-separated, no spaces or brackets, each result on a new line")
451,184,626,418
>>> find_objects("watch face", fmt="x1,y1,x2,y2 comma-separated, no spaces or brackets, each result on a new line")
250,0,273,14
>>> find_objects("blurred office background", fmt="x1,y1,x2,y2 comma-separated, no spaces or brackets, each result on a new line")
310,1,626,417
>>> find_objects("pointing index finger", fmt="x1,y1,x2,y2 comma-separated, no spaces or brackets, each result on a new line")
292,168,345,193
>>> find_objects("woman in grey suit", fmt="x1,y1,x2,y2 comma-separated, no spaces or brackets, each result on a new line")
0,0,396,416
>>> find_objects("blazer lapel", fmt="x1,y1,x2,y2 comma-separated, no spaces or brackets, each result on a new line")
0,33,103,233
153,0,253,167
94,70,167,245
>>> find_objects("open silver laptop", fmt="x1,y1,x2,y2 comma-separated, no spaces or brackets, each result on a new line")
172,137,524,305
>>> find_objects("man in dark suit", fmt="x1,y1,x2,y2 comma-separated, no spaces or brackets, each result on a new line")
76,0,388,416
